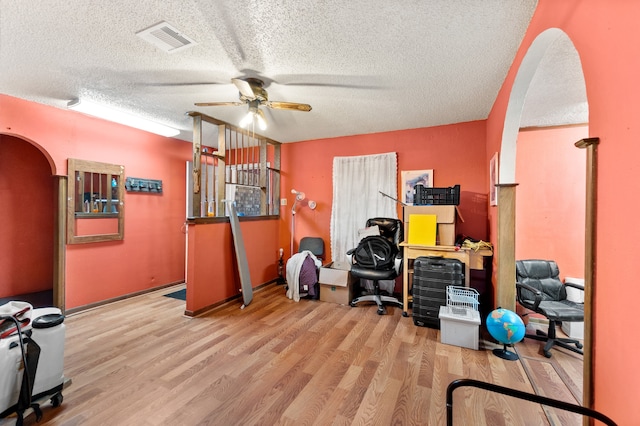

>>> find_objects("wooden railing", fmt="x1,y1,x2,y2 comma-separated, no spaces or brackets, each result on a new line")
187,112,281,218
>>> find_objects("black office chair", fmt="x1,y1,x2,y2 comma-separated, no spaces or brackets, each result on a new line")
293,237,325,299
515,259,584,358
299,237,325,260
348,218,404,315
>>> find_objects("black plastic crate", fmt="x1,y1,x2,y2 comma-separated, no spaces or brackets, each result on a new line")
413,184,460,205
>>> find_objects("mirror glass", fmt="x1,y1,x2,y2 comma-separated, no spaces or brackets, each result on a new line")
67,159,124,243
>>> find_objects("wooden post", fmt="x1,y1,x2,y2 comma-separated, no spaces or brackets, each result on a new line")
259,139,267,215
54,175,66,312
192,114,202,217
216,125,226,216
496,183,517,311
575,137,599,422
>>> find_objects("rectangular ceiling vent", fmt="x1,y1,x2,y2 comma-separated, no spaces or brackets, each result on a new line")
136,21,197,53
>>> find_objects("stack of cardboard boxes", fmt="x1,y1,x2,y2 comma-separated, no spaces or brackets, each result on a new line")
403,205,463,246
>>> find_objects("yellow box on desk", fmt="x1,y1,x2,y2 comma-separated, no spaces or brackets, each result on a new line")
319,262,357,305
407,214,437,245
404,205,464,246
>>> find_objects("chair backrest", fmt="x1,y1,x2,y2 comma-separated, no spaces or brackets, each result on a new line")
365,218,403,248
299,237,324,259
516,259,567,302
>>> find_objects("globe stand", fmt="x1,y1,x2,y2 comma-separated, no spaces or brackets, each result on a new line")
492,344,519,361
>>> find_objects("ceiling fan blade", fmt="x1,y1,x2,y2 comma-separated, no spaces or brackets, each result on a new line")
231,78,257,100
194,101,245,107
264,101,312,112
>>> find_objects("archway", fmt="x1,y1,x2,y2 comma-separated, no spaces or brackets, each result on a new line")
0,133,65,310
496,28,592,407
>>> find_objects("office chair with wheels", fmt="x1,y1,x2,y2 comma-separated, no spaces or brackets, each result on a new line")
348,218,404,315
515,259,584,358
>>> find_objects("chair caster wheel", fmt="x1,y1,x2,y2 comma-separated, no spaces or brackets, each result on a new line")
576,342,583,349
377,308,386,315
51,392,63,407
350,301,357,307
402,311,409,317
544,351,552,358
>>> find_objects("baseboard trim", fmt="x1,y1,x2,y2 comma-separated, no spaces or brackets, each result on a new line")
529,317,549,326
184,279,278,317
65,281,185,316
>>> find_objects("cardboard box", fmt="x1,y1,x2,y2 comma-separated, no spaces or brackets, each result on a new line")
319,262,357,304
404,205,464,246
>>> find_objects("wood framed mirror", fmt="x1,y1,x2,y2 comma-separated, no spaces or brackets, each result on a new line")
67,158,124,244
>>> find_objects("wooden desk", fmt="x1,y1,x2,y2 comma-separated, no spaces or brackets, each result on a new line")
399,243,493,317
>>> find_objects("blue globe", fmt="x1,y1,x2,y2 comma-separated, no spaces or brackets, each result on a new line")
486,308,525,345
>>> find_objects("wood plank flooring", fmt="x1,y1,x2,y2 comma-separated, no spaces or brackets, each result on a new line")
4,284,583,425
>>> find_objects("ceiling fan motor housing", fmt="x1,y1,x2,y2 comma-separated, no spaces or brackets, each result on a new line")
239,78,268,102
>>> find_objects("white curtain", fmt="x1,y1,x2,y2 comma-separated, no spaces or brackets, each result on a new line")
330,152,398,263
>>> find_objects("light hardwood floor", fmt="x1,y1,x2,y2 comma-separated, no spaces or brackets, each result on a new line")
6,283,583,425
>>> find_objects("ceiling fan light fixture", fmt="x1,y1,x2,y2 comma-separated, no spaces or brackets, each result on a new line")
239,111,254,129
256,109,267,131
239,106,268,131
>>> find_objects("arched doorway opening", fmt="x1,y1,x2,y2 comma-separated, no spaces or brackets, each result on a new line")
496,28,593,407
0,133,65,310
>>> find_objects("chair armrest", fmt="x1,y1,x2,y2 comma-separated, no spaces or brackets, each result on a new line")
346,248,355,264
393,253,402,275
516,281,542,311
564,281,584,291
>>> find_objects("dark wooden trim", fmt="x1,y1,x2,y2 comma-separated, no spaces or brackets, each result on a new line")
186,214,279,225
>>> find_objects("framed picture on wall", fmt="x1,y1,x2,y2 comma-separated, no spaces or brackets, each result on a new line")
490,152,499,206
401,169,433,205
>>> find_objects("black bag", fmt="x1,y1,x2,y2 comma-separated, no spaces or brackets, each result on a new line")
353,235,397,270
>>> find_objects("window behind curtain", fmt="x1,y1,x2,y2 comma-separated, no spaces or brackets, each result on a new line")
330,152,398,262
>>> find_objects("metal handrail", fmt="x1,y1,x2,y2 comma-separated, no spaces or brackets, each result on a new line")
446,378,616,426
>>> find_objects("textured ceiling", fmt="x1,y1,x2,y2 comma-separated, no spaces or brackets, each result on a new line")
0,1,585,143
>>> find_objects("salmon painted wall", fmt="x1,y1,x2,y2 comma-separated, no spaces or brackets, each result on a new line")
515,126,587,279
185,219,279,314
281,121,489,261
486,1,640,422
0,135,54,297
0,94,190,309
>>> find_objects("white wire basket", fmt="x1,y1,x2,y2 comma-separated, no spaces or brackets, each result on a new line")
446,286,480,315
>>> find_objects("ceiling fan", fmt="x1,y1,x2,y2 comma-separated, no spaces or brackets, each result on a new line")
194,77,312,130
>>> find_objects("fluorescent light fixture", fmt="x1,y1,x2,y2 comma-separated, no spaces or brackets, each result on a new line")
67,99,180,137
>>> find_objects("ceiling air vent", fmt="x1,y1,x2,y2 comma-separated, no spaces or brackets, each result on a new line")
136,21,197,53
